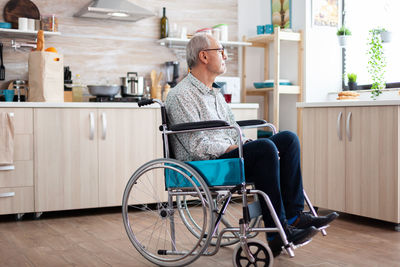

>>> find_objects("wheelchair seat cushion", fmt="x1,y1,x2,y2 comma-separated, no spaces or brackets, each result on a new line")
165,158,245,188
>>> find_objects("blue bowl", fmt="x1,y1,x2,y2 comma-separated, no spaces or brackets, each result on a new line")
253,81,292,88
0,22,11,29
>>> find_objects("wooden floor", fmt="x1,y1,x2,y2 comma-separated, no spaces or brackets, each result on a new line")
1,208,400,267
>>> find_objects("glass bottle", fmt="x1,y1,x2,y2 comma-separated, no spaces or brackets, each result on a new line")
160,7,169,39
72,74,83,102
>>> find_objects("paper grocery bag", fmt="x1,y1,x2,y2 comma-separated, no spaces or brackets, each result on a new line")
0,112,15,166
28,51,64,102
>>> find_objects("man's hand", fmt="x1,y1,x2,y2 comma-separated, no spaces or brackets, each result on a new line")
225,145,238,153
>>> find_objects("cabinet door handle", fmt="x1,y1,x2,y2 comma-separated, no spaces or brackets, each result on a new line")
337,111,342,140
101,112,107,140
0,192,15,198
0,165,15,171
89,112,94,140
8,112,14,117
346,112,352,141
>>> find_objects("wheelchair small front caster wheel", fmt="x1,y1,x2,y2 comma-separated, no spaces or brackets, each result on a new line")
232,240,273,267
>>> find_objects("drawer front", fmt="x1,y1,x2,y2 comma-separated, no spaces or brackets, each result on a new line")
0,108,33,187
0,187,34,215
0,161,33,187
0,108,33,134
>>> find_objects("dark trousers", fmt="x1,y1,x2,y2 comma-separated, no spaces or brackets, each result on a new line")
218,131,304,227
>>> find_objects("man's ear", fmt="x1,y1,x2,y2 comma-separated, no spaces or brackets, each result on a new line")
199,51,208,64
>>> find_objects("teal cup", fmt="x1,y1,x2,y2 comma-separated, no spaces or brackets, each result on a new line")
0,89,15,102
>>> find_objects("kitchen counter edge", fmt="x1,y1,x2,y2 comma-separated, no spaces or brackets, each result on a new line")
297,100,400,108
0,102,259,109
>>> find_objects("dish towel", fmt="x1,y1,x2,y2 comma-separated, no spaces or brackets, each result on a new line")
0,112,15,166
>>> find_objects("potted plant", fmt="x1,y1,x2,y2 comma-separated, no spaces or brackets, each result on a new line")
367,29,387,99
337,26,351,47
347,73,358,90
379,28,393,43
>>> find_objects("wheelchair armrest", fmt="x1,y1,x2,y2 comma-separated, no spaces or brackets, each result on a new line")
236,120,277,135
236,120,267,127
169,120,230,132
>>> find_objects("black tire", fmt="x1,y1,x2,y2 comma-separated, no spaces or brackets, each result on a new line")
232,240,273,267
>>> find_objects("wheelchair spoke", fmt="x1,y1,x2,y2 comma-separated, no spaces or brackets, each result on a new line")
147,215,164,250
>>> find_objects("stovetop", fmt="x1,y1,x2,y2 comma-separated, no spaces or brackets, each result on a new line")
89,96,142,102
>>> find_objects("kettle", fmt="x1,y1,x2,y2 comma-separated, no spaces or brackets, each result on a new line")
121,72,144,97
8,80,28,102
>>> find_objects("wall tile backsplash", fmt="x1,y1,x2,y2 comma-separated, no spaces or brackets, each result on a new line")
0,0,238,89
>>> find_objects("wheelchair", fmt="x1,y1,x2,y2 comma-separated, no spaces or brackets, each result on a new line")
122,98,327,267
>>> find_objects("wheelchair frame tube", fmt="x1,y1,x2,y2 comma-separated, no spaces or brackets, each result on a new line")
240,122,277,135
167,190,177,252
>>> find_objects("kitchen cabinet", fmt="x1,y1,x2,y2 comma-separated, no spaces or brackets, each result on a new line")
0,108,34,216
98,108,160,206
34,109,99,212
34,107,163,211
302,106,399,223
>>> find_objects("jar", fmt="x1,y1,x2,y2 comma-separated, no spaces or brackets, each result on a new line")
41,14,58,32
72,74,83,102
213,24,228,42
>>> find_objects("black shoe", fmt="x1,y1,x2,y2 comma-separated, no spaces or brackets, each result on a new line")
292,211,339,229
267,223,319,257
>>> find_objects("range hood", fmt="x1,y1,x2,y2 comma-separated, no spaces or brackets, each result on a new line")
74,0,154,22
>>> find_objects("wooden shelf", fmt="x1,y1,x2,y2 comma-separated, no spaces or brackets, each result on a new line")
157,37,252,48
247,85,300,95
241,27,304,133
247,31,301,45
0,28,61,39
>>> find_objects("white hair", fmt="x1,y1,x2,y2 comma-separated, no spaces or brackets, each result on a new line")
186,33,211,69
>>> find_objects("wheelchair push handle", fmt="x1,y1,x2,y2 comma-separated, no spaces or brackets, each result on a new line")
138,98,155,107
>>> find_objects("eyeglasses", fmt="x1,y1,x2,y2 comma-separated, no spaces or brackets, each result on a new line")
202,46,226,58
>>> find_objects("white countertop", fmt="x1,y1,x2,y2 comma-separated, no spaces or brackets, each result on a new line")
297,100,400,108
0,102,259,109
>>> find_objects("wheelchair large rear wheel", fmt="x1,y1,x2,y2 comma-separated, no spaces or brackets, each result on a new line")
122,158,214,267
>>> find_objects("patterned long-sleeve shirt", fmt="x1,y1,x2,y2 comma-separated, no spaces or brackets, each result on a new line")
165,73,244,161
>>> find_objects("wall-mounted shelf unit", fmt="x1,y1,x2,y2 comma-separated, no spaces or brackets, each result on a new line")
157,37,251,48
0,29,61,50
242,28,304,135
0,28,61,39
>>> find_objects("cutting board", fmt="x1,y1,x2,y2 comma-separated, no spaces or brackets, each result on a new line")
3,0,40,29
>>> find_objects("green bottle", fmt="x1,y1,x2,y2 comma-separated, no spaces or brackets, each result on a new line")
160,7,169,39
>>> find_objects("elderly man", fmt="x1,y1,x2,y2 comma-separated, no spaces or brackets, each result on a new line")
165,33,338,256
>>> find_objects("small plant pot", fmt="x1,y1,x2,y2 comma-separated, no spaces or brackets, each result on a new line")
337,35,350,47
380,31,392,43
348,82,358,90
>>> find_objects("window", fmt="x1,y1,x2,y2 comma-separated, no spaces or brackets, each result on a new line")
343,0,400,88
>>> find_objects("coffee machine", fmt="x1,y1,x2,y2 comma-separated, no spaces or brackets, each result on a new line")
165,61,179,87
